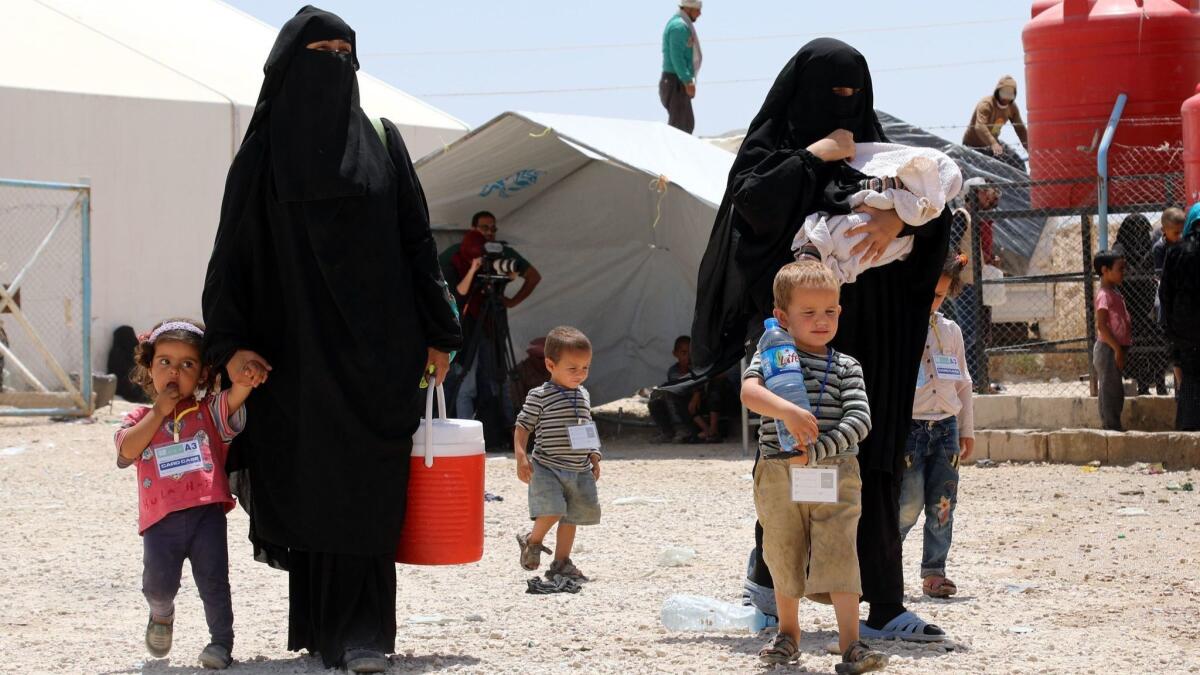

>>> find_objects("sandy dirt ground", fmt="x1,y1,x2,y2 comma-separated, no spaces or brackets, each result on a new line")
2,403,1199,674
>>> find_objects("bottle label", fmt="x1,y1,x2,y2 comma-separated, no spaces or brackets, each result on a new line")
761,345,802,379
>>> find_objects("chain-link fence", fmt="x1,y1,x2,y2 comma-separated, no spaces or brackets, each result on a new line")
0,178,93,416
944,141,1183,397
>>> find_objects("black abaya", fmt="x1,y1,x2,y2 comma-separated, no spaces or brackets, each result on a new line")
202,7,461,666
693,39,950,612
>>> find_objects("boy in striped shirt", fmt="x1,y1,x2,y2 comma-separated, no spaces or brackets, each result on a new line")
742,261,885,673
514,326,601,581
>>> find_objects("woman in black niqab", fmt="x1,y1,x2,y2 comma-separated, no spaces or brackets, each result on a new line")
202,6,461,670
692,38,950,639
1114,214,1168,394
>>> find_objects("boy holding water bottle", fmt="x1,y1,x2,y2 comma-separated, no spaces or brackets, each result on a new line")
741,261,886,673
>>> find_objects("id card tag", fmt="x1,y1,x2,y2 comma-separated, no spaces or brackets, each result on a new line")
154,438,204,479
932,354,964,381
567,422,600,450
790,466,838,504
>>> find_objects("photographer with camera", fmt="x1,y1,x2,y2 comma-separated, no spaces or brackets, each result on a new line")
443,212,541,444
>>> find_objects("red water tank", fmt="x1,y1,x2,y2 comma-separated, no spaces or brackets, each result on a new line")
1183,83,1200,205
1023,0,1200,207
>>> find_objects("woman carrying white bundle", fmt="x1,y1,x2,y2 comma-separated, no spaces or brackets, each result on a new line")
792,143,962,283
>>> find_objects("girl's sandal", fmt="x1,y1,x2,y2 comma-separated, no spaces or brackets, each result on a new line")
835,640,888,674
923,575,958,598
758,633,800,666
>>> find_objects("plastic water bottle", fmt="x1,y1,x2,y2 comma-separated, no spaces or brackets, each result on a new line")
661,594,773,632
758,317,810,452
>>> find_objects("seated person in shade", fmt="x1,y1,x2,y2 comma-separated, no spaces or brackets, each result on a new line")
648,336,723,443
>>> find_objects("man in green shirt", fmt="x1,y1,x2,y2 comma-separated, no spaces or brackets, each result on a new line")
660,0,703,134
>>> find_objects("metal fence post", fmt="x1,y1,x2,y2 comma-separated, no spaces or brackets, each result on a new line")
1081,213,1098,397
80,181,93,415
966,190,989,394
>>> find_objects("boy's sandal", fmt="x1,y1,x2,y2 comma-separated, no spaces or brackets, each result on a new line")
758,632,800,666
923,575,958,598
545,557,589,582
516,532,551,571
858,612,946,643
835,641,888,675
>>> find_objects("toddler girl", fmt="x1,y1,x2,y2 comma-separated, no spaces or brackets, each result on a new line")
898,253,974,599
114,319,265,669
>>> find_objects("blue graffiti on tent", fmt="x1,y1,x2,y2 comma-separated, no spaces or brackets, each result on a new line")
479,169,544,199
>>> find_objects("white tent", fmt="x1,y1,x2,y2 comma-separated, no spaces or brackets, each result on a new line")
1,0,468,378
417,111,734,404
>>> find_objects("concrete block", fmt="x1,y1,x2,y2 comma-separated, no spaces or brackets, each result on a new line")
1046,429,1110,465
1018,397,1090,431
1163,433,1200,470
1107,431,1170,466
964,429,993,461
1124,397,1176,432
974,395,1021,429
986,430,1048,463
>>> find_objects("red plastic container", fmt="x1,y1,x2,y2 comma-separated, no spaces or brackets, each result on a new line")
396,387,485,566
1182,83,1200,204
1023,0,1200,207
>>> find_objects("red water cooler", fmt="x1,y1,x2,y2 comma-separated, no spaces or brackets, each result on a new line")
1183,84,1200,205
1023,0,1200,208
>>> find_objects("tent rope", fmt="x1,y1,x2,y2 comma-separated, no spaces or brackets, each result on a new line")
529,127,553,138
649,175,669,230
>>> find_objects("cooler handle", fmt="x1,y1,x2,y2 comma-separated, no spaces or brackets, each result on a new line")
422,384,448,468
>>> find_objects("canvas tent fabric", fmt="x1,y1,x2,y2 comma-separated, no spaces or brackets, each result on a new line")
1,0,468,384
417,111,734,404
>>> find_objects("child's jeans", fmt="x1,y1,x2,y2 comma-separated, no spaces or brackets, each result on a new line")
898,417,960,579
1094,342,1125,431
142,503,234,649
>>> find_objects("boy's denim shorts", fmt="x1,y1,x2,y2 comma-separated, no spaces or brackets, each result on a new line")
529,459,601,526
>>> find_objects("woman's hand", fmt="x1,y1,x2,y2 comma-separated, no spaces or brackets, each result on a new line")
807,129,856,163
426,348,451,387
847,206,906,265
227,349,272,387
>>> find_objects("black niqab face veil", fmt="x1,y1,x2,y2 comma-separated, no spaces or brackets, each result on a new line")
743,38,884,156
248,6,372,202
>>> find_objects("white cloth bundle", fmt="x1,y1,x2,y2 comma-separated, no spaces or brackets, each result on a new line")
794,142,963,283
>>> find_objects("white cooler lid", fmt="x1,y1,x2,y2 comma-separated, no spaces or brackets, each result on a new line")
412,418,485,457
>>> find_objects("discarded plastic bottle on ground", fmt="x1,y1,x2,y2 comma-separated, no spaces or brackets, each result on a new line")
657,546,697,567
758,317,810,453
661,594,773,632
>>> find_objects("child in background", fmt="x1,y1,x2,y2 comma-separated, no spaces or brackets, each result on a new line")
741,261,886,673
1152,207,1186,276
648,336,723,443
1094,251,1132,430
514,326,601,582
115,319,266,669
899,252,975,600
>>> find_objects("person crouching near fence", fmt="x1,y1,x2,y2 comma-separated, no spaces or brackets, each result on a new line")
114,320,266,669
899,252,975,601
1094,250,1132,431
741,262,886,673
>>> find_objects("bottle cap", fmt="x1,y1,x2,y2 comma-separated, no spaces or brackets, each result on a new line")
764,318,779,330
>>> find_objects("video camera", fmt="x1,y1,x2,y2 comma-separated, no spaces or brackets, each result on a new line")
480,241,521,277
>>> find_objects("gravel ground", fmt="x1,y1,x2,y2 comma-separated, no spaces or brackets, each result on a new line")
2,404,1199,674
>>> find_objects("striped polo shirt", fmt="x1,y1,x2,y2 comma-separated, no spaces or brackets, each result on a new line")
744,347,871,463
516,382,601,472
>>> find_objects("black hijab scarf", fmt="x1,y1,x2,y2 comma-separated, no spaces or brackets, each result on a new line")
689,38,950,474
249,6,371,202
690,38,885,377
